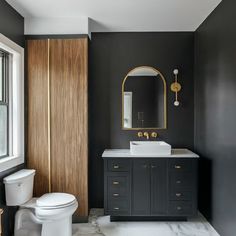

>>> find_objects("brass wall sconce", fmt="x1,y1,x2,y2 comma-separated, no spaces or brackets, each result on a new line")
171,69,181,106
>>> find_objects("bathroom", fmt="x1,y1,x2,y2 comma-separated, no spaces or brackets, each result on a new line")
0,0,236,235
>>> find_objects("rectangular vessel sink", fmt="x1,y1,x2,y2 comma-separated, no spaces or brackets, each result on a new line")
130,141,171,155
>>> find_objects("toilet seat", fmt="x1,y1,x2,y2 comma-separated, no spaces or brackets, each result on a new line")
37,193,76,209
20,193,77,210
19,192,78,222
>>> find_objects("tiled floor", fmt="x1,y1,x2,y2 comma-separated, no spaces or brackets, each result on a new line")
73,209,220,236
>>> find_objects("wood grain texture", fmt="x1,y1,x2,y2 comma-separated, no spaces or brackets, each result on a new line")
27,40,50,196
50,39,88,217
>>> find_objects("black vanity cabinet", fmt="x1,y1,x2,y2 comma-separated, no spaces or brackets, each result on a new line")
103,150,198,220
132,159,167,216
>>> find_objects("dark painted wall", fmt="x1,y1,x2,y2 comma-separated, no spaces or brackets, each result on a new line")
194,1,236,235
0,1,24,235
0,0,24,47
89,32,195,207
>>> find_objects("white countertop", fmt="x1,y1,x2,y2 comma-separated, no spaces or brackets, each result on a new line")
102,148,199,158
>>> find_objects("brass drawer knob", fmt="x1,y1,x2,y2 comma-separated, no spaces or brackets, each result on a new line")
176,193,182,197
113,207,120,210
113,165,120,169
175,165,181,169
177,206,182,210
113,193,120,197
113,181,119,185
176,180,181,184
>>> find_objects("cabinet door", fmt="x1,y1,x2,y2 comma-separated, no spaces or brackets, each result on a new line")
150,159,167,215
50,39,88,217
132,159,150,215
27,40,50,196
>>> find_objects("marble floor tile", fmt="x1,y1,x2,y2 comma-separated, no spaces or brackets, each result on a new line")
73,209,220,236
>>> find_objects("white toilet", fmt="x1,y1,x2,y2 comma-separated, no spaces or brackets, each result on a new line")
4,169,78,236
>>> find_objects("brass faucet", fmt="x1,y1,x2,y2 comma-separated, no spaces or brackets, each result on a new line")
143,132,149,140
137,131,158,139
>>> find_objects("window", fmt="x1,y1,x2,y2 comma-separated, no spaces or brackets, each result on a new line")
0,33,24,172
0,50,9,158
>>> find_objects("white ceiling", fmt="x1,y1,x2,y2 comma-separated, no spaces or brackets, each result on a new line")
7,0,221,32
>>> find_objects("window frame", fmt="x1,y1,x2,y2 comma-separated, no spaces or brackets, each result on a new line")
0,50,9,158
0,33,24,173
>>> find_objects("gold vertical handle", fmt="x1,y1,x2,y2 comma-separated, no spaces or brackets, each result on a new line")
47,39,51,193
0,209,3,236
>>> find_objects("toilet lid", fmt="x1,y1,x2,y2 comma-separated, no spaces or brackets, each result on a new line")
37,193,76,208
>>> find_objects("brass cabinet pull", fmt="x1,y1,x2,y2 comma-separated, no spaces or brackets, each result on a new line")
176,193,182,197
0,209,3,236
113,181,119,185
175,165,181,169
113,207,120,210
177,206,182,210
113,165,120,169
151,165,157,168
176,180,181,184
113,193,120,197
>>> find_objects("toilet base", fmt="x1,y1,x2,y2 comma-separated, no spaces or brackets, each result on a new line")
41,217,72,236
15,208,74,236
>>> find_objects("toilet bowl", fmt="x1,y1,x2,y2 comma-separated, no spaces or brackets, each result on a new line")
4,169,78,236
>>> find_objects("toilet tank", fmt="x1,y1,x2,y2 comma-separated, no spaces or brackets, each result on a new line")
3,169,36,206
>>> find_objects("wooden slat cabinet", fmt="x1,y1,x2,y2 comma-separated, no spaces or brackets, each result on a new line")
27,38,88,217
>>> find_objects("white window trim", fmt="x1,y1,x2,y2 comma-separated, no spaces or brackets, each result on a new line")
0,33,24,172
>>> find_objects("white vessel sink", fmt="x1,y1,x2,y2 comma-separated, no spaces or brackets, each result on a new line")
130,141,171,155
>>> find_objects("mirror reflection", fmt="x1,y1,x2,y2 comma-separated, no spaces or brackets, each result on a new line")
122,66,166,130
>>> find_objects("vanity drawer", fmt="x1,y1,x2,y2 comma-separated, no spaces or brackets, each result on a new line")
107,176,129,196
107,159,131,172
170,172,193,188
168,201,193,215
168,159,192,172
108,199,129,214
169,190,192,201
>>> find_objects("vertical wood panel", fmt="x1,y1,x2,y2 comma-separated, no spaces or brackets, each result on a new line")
50,39,88,217
27,40,50,196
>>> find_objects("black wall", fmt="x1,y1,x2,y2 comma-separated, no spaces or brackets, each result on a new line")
0,1,24,235
89,32,195,207
0,0,24,47
194,0,236,235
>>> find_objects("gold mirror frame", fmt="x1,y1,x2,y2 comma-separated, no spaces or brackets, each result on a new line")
122,66,167,130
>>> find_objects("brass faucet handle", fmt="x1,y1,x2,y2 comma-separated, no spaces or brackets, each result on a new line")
143,132,149,140
137,132,143,138
151,132,158,138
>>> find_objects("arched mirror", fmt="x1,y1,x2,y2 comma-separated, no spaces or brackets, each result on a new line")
122,66,167,130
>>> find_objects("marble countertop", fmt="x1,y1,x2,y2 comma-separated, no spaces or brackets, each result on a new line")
102,148,199,158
